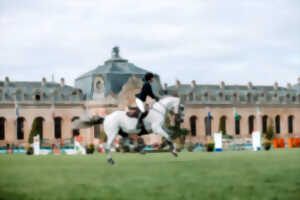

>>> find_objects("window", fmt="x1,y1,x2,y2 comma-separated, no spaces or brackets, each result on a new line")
189,93,194,101
54,117,62,139
219,92,223,100
235,115,241,135
190,116,197,136
275,115,280,134
204,93,209,101
17,117,25,140
54,92,60,101
33,117,44,139
0,90,2,101
205,116,213,136
35,93,41,101
219,116,227,134
72,91,78,101
72,117,80,136
247,93,252,103
248,115,255,134
233,93,237,101
288,116,294,134
16,91,22,101
0,117,5,140
262,115,268,133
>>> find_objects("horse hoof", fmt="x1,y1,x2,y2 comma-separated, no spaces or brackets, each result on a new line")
172,152,178,157
139,150,146,155
108,158,115,165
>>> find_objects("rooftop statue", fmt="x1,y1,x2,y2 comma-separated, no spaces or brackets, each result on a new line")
112,46,120,58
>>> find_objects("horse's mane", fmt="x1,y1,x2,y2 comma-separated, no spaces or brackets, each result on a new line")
159,95,177,101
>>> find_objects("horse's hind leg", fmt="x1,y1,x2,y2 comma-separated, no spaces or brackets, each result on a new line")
104,132,117,165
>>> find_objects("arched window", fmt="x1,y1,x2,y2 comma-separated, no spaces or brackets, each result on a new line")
16,117,25,140
72,117,80,136
275,115,280,134
248,115,255,134
190,116,197,136
288,115,294,134
235,115,241,135
262,115,268,133
205,116,213,136
33,117,44,139
219,116,227,134
35,92,41,101
54,117,62,139
0,117,5,140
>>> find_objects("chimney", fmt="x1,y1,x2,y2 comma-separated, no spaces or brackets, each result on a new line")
4,76,9,86
220,81,225,89
176,80,180,88
42,77,46,87
60,78,65,87
191,80,196,88
287,82,292,89
248,82,253,89
274,82,278,89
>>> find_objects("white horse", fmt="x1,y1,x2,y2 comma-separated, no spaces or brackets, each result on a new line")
73,96,185,165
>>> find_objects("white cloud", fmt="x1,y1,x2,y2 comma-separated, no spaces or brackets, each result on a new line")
0,0,299,87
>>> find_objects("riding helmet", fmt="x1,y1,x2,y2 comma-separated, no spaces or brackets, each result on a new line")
144,73,154,81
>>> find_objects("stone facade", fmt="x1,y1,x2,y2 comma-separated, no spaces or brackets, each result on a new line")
0,47,299,147
167,80,300,143
0,47,163,147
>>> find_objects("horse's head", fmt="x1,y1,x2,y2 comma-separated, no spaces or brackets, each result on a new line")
163,96,185,123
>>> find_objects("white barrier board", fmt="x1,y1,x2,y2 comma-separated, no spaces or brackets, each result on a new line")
252,131,261,151
214,133,223,151
33,135,40,155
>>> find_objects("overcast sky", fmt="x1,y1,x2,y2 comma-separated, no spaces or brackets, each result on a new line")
0,0,299,87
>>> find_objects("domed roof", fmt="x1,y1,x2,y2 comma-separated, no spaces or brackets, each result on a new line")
75,47,162,99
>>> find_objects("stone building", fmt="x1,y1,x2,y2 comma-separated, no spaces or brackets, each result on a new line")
166,79,300,143
0,47,299,148
0,47,163,147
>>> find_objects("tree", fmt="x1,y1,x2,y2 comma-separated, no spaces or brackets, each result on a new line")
28,118,42,144
218,116,227,135
265,118,275,140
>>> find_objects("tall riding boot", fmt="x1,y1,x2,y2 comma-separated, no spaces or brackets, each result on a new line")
136,112,147,129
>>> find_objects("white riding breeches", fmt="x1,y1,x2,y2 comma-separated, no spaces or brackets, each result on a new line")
135,98,145,113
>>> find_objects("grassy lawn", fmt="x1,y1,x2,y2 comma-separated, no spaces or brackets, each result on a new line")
0,149,299,200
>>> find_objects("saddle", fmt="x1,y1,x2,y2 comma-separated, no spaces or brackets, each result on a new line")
126,104,149,118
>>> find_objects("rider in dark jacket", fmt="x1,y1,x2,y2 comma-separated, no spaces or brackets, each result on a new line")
135,73,159,129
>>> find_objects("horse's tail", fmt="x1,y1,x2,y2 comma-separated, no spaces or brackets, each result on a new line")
72,116,104,129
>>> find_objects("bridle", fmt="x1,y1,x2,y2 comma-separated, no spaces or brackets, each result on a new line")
151,101,184,119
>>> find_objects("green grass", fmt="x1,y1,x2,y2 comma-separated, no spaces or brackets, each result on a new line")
0,149,300,200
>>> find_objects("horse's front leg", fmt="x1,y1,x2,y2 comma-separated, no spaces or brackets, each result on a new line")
152,125,178,157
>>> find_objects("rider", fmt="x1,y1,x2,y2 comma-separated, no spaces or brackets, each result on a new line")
135,72,160,129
